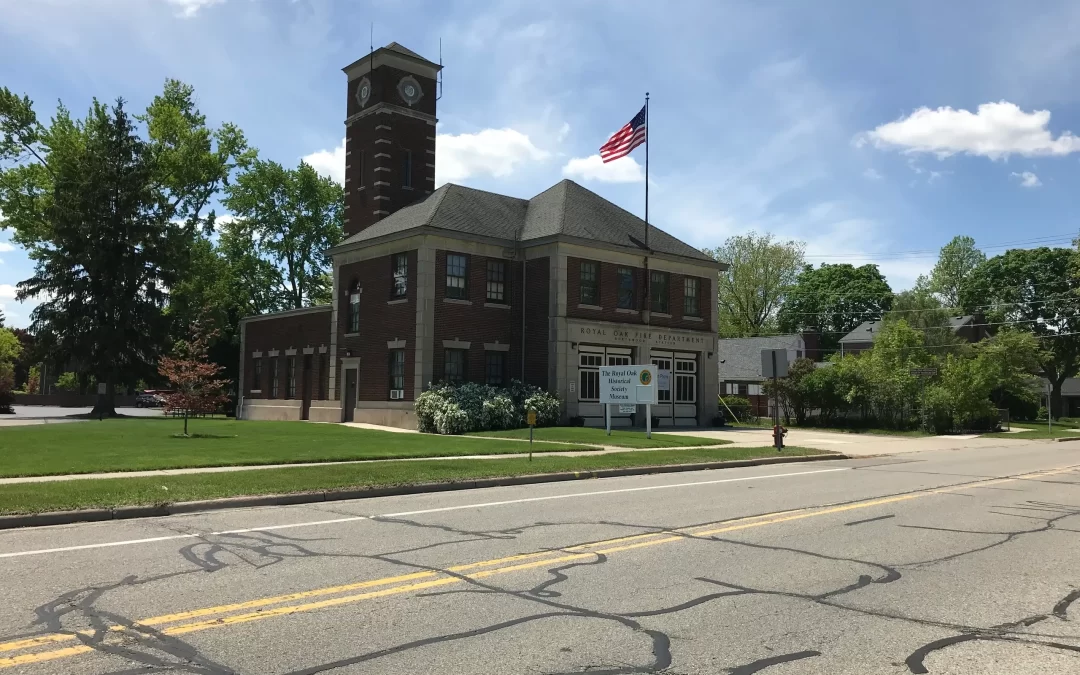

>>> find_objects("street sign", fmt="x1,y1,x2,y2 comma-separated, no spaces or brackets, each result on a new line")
97,382,107,395
600,365,658,438
657,369,672,391
910,367,938,378
527,410,537,426
618,404,636,414
761,349,789,378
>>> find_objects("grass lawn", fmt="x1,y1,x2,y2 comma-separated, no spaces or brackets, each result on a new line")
0,446,831,515
729,422,930,437
985,422,1080,440
0,418,598,478
472,427,726,448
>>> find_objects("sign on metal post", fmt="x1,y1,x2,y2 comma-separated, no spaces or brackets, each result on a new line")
527,409,536,461
618,404,636,414
600,365,658,438
761,349,789,378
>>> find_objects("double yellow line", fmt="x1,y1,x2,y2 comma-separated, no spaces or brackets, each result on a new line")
2,464,1076,669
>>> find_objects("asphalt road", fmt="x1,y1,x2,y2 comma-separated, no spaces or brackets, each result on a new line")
1,442,1079,674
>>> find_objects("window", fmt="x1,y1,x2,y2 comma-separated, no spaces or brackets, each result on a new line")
402,150,413,188
651,271,669,313
286,356,296,399
359,150,366,187
486,260,506,303
617,267,635,309
675,357,697,403
444,349,467,383
446,254,468,299
651,354,672,403
392,253,408,298
252,358,262,391
684,277,700,317
319,353,328,400
578,352,603,401
348,288,361,333
270,359,279,398
485,351,506,386
579,261,599,305
389,350,405,394
737,383,748,397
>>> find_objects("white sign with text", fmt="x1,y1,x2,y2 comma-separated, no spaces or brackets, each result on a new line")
600,365,657,404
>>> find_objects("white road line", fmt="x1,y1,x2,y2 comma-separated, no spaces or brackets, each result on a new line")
0,466,849,560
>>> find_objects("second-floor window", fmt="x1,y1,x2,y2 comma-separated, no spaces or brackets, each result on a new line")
348,289,361,333
617,267,634,309
579,261,599,305
651,271,669,314
444,349,467,383
486,260,506,303
446,254,468,300
684,277,700,316
392,253,408,298
402,150,413,188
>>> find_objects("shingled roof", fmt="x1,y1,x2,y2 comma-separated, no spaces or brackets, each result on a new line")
337,179,716,263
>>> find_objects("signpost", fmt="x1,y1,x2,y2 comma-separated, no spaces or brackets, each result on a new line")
761,349,788,450
600,365,658,439
527,408,537,461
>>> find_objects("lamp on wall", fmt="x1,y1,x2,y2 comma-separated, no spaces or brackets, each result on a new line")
346,349,353,357
571,342,578,350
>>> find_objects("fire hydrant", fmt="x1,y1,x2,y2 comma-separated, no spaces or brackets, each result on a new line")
773,424,787,449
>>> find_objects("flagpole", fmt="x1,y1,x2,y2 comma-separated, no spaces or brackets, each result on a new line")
644,92,649,249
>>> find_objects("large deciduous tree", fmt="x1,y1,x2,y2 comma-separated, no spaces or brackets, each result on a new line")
778,263,893,352
222,159,343,310
960,247,1080,418
704,232,805,338
930,235,985,308
0,81,252,416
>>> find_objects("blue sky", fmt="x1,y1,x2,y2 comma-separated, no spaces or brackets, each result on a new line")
3,0,1080,327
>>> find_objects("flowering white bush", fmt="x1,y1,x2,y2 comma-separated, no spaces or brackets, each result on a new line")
415,379,561,434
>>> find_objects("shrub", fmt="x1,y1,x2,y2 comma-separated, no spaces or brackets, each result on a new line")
434,401,470,435
0,362,14,414
524,389,560,427
481,394,519,431
920,385,953,435
54,371,79,392
719,395,752,422
415,380,562,434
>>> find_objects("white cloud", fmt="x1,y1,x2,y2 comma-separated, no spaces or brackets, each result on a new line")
0,243,13,253
1010,170,1042,188
561,154,645,184
860,101,1080,159
0,284,16,300
436,128,549,186
166,0,224,18
862,168,883,180
302,139,346,185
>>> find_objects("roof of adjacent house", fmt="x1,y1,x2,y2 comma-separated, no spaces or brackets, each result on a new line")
335,179,717,264
837,315,977,345
717,335,805,381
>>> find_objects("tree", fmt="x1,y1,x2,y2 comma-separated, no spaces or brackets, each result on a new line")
222,159,343,310
886,279,967,354
762,357,816,425
778,263,893,352
704,232,805,337
0,82,252,415
960,247,1080,418
158,321,230,436
53,371,78,392
0,327,19,363
930,235,985,308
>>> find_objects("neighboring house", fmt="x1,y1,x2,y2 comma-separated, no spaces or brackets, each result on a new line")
1049,378,1080,418
717,333,820,417
837,315,994,355
237,41,723,429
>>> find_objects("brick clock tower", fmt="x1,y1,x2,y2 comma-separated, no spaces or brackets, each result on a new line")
341,43,441,238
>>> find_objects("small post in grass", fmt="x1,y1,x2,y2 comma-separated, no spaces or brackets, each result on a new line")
1048,380,1053,435
527,408,537,461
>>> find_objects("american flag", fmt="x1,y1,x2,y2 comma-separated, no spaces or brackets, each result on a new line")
599,105,647,163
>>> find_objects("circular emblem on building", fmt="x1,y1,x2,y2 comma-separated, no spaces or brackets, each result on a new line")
397,75,423,106
355,77,372,108
639,370,652,386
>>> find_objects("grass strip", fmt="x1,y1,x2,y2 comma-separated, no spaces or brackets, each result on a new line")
0,446,830,515
471,427,727,448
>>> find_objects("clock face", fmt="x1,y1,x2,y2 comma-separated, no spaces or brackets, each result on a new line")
355,77,371,107
397,76,423,106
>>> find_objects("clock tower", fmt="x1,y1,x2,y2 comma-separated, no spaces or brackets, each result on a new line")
341,43,441,238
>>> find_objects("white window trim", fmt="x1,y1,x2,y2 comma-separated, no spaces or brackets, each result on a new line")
484,343,510,352
443,339,472,350
387,339,407,349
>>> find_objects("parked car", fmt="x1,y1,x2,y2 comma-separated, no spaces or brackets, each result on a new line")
135,391,166,408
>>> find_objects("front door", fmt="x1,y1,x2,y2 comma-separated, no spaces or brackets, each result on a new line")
301,354,313,420
343,368,358,422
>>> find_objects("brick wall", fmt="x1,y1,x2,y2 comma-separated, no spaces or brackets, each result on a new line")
243,308,332,399
432,249,521,387
523,257,549,388
565,257,713,332
338,250,418,401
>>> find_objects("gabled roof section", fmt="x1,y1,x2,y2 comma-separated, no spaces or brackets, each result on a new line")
334,179,716,265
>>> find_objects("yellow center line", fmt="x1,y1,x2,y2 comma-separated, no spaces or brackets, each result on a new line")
3,464,1076,669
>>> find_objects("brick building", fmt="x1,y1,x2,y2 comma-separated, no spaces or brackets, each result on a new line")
238,42,723,429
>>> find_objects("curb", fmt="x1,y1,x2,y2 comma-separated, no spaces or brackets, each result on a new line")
0,453,844,530
1053,436,1080,443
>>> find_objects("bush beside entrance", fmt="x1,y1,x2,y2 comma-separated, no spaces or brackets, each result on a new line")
416,381,561,435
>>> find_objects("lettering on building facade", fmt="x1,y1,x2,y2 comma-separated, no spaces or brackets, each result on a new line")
574,324,709,347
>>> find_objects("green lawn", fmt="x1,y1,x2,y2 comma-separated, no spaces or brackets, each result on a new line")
729,422,930,437
986,422,1080,440
0,418,597,478
0,446,831,515
472,427,726,448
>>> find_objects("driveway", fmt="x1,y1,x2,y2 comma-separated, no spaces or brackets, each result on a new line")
0,405,164,427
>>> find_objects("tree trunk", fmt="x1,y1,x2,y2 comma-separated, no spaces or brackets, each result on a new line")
183,410,189,436
1051,378,1066,420
89,377,118,418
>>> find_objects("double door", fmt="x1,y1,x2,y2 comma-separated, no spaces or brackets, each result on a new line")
577,346,632,427
650,350,699,427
